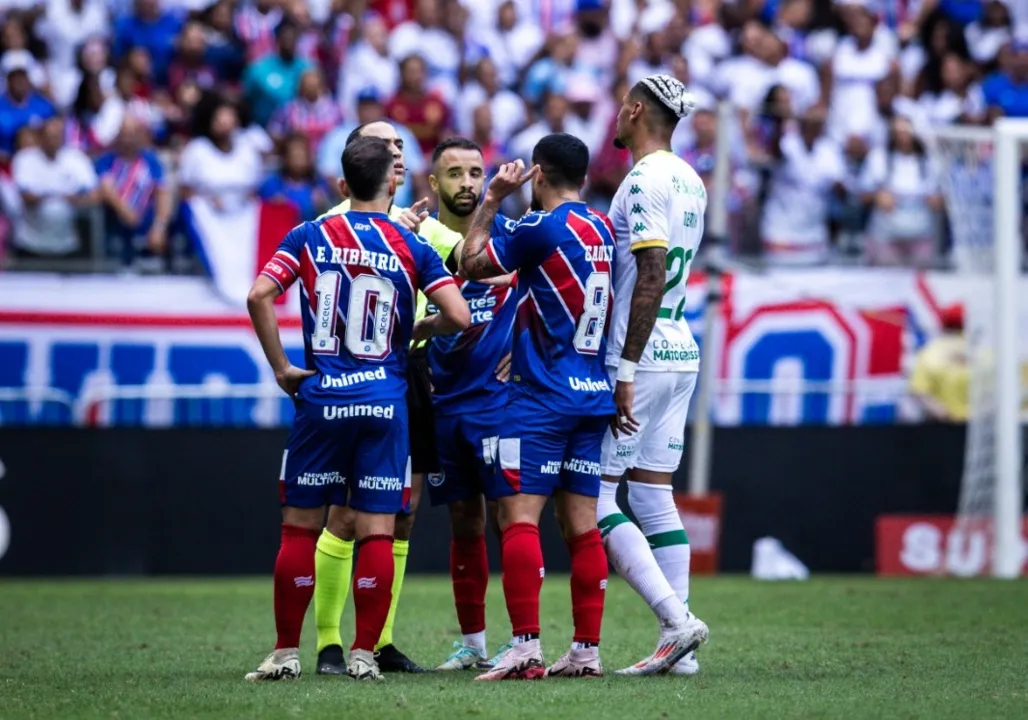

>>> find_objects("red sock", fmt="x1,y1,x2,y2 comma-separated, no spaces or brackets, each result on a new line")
350,534,395,652
273,524,319,649
501,522,543,638
451,535,489,635
568,528,607,645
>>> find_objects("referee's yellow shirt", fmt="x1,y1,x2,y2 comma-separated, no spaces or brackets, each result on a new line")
321,200,463,332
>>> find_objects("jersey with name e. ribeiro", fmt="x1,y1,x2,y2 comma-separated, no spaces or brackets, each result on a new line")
427,213,517,416
260,210,455,404
607,149,706,373
485,201,617,417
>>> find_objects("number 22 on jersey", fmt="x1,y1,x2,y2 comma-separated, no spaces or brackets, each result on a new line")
311,272,397,359
658,247,694,322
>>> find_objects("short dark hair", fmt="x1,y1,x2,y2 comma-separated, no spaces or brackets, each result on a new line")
342,136,395,201
345,123,371,148
432,137,482,166
629,82,679,132
531,133,589,190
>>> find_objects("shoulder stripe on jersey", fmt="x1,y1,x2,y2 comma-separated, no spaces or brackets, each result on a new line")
423,276,456,295
485,240,510,274
566,211,613,275
538,247,585,323
370,217,417,298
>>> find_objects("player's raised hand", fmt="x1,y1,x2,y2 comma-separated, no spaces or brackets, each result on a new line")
275,364,316,398
611,380,640,438
397,197,431,232
484,160,540,203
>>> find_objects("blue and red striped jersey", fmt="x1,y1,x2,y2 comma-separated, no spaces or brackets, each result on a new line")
260,210,455,404
486,201,617,417
427,213,517,416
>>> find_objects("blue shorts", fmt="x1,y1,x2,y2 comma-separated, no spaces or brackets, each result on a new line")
489,402,608,500
279,400,411,513
429,410,502,506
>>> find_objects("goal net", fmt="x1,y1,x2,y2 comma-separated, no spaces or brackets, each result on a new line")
927,122,1026,578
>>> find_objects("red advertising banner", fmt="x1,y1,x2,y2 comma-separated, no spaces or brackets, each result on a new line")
875,515,1028,577
674,493,722,574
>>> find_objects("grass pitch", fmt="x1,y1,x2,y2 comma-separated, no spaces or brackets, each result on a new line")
0,576,1025,719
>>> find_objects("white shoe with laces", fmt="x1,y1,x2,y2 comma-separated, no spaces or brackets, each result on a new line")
347,648,384,681
545,646,603,678
475,639,546,681
670,650,700,676
244,648,301,682
437,641,488,671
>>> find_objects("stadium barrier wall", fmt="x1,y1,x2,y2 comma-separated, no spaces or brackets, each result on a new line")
1,424,997,577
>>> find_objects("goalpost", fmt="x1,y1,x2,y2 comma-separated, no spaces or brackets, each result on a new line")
928,119,1027,578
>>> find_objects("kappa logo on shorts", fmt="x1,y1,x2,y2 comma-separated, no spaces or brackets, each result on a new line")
428,472,445,487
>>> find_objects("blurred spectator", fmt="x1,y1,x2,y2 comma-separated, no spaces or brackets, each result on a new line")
66,71,106,153
832,132,876,258
286,0,324,64
864,116,942,268
915,52,986,126
168,20,219,97
258,133,331,221
389,0,461,101
587,77,631,205
200,0,246,84
269,67,340,155
761,107,845,265
983,35,1028,119
37,0,110,77
243,20,312,126
470,102,501,173
626,5,675,87
11,115,98,257
475,0,544,89
0,50,56,159
318,88,428,207
964,0,1012,67
455,57,525,143
522,25,580,106
50,36,115,111
386,54,452,156
94,114,173,268
902,9,970,94
235,0,284,63
112,0,182,86
338,12,398,119
178,98,263,212
909,304,968,422
91,63,165,149
0,17,48,91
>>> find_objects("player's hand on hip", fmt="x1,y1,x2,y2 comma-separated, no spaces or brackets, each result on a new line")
398,197,431,233
484,160,540,204
275,365,316,397
495,352,512,382
612,380,640,438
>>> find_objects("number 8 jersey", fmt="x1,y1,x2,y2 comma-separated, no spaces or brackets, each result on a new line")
261,210,455,404
485,201,617,417
607,150,707,372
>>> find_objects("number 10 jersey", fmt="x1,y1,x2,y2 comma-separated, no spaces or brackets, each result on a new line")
260,210,455,405
607,150,707,373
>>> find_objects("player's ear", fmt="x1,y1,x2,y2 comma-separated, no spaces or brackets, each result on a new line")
428,173,439,193
338,178,350,199
629,100,645,122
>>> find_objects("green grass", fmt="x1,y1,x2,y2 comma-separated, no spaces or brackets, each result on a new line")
0,576,1025,719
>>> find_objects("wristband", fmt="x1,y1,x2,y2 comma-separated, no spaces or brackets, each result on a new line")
616,359,638,383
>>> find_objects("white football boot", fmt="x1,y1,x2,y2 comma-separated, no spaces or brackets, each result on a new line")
545,646,603,678
347,648,384,681
475,639,546,681
245,648,301,682
437,641,488,671
615,613,708,676
670,651,700,676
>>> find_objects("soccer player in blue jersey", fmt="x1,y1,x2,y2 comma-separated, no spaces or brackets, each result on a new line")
244,136,470,682
419,137,519,671
461,133,617,680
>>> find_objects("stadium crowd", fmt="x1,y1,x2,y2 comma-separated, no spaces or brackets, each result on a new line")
0,0,1020,272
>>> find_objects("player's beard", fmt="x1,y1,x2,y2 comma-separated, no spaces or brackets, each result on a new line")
440,189,479,217
613,136,626,150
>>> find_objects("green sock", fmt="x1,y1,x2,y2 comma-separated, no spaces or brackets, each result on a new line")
314,530,354,652
375,539,409,650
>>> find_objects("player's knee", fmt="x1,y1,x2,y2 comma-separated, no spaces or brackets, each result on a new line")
449,498,486,538
556,497,599,539
355,510,396,540
325,505,356,541
496,496,544,531
281,506,324,532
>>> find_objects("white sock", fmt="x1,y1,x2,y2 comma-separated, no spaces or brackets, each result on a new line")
628,481,691,614
463,631,486,654
597,480,686,630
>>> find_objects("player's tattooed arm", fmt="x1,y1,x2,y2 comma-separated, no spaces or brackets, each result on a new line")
621,246,667,363
460,198,505,280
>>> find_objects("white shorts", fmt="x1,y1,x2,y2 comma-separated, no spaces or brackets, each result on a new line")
600,369,697,477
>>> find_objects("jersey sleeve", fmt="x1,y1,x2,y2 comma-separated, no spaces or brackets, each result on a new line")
624,172,672,252
259,224,306,293
413,233,457,295
486,211,550,273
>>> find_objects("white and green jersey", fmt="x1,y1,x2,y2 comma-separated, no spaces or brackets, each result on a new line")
606,150,706,372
